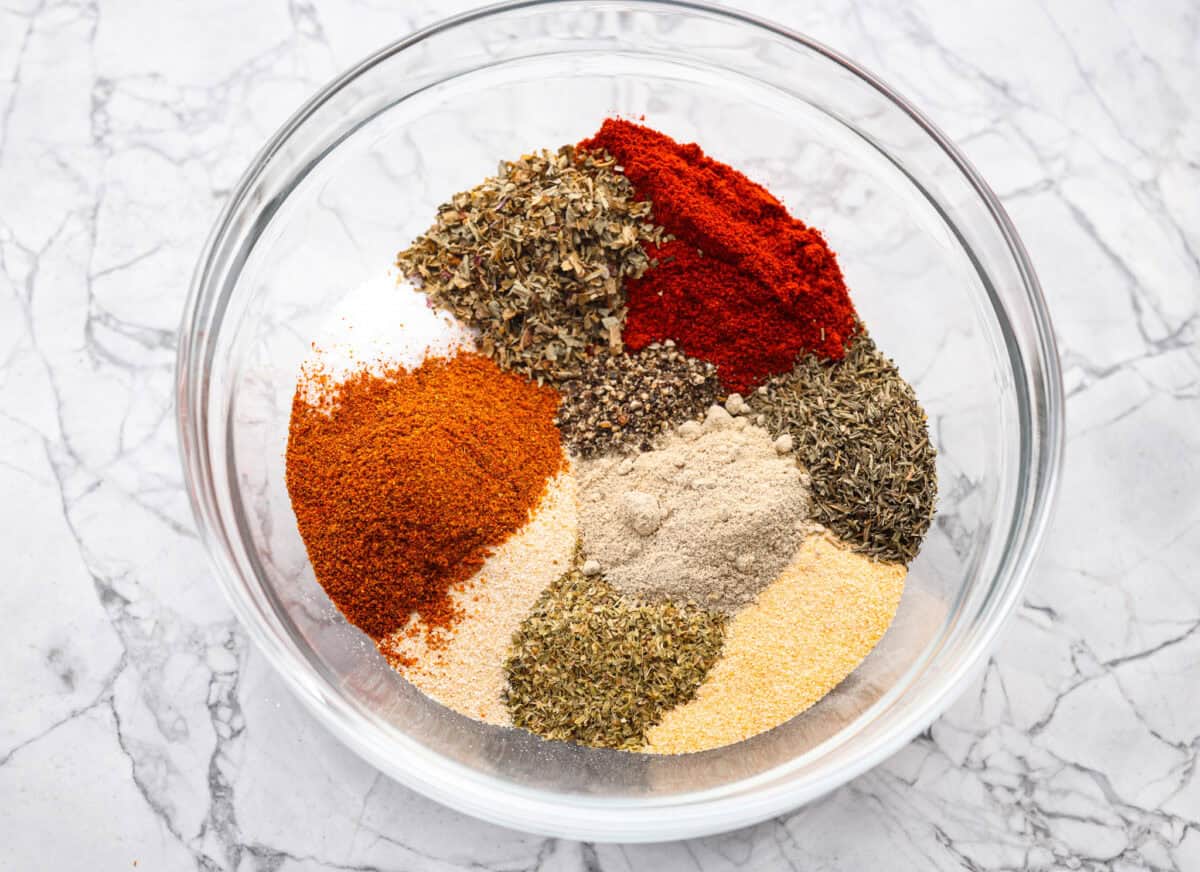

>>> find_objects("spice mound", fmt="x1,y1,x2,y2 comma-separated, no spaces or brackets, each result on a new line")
379,468,579,725
396,146,664,382
750,329,938,563
577,407,809,612
503,558,726,750
298,269,475,412
643,534,905,754
285,117,939,757
579,118,858,392
286,351,564,642
553,342,720,457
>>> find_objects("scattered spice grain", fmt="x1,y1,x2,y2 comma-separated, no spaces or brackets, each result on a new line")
553,342,720,457
396,146,665,382
749,330,937,564
503,558,726,750
286,352,564,644
642,534,905,754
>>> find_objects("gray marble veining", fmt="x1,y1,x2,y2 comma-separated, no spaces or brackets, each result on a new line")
1,1,1197,869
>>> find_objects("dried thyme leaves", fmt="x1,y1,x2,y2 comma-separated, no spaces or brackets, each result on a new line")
502,560,726,750
396,146,666,382
749,330,937,564
553,342,721,457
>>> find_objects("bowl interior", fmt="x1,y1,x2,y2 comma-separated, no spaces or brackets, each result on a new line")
185,1,1053,838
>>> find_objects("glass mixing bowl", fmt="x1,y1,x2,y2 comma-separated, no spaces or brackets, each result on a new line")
177,0,1063,841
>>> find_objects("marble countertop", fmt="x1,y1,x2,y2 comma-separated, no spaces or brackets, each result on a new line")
3,0,1197,868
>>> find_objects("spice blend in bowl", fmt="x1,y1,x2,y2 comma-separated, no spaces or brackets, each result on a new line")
284,119,937,755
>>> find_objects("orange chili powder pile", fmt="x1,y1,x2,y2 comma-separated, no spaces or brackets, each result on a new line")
285,352,565,643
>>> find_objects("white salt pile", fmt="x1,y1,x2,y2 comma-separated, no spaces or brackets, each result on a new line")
299,268,476,409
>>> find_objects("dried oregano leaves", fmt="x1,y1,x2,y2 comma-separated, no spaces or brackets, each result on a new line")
503,560,725,750
396,146,666,382
749,329,937,564
553,342,720,457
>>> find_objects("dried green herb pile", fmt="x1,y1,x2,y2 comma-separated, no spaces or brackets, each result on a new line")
553,341,720,457
396,146,665,382
503,559,726,750
748,330,937,563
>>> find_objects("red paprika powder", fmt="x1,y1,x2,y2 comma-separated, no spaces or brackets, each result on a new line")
579,119,857,392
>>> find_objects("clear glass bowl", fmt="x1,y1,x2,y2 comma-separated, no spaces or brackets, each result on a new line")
177,0,1063,842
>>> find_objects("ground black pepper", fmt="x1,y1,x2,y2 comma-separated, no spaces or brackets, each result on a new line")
553,342,720,457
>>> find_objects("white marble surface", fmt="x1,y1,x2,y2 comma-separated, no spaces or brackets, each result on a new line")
2,0,1198,868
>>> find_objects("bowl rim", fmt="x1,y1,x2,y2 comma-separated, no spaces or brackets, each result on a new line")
177,0,1064,841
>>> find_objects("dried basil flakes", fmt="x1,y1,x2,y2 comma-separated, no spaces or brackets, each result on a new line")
396,146,665,382
503,559,725,750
